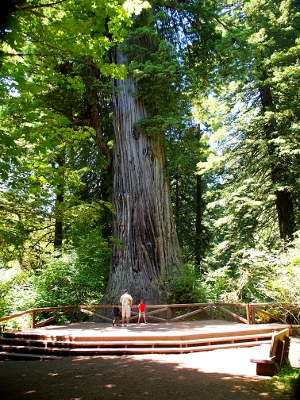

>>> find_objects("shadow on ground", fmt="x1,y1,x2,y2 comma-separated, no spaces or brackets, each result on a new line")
0,348,290,400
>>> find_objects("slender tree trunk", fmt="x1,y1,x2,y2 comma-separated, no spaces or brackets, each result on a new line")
102,49,182,305
53,193,63,249
195,126,204,270
195,173,203,267
54,154,64,250
259,71,295,241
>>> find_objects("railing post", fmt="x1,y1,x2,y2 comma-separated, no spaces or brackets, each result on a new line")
31,311,36,328
70,308,74,323
218,304,221,320
210,304,214,320
246,304,251,324
78,307,82,322
167,306,171,321
251,305,256,324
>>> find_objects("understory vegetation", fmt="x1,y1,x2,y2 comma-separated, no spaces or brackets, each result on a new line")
2,237,300,328
267,366,300,399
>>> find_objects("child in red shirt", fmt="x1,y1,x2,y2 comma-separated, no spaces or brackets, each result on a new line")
138,300,147,324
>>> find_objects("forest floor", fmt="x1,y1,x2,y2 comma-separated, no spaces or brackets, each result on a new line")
0,347,293,400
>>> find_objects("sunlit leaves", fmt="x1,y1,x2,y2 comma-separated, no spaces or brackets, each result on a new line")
1,0,150,81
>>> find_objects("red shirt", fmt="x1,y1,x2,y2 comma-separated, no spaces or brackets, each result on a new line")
138,302,146,312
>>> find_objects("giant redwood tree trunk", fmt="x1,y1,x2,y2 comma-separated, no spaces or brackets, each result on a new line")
102,50,182,305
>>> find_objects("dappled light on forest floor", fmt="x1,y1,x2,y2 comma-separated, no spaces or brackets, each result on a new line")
0,347,287,400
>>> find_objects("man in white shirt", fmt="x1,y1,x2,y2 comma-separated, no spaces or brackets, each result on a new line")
120,289,133,327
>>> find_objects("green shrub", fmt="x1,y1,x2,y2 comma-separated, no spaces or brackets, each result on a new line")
266,366,300,399
32,251,109,308
169,263,208,304
0,250,110,330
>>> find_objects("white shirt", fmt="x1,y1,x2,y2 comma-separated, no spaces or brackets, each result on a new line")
120,293,132,307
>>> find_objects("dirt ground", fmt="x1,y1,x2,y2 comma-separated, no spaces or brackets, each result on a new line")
0,347,292,400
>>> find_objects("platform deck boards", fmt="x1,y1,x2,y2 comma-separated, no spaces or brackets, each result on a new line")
6,320,289,341
1,320,292,358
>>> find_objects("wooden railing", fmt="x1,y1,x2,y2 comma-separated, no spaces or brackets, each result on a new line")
0,302,298,332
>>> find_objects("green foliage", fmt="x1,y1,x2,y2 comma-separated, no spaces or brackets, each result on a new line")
0,249,110,330
0,199,48,269
0,0,149,69
0,266,34,330
0,267,30,316
32,251,108,308
0,0,127,315
168,263,208,304
129,37,182,114
1,0,300,313
201,233,300,306
192,0,300,279
244,244,300,305
0,130,112,268
166,124,213,265
126,23,185,138
266,366,300,399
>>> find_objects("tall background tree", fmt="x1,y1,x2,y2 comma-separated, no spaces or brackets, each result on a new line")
192,0,300,300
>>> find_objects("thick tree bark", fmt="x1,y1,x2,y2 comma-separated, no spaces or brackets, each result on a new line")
259,72,295,241
102,49,182,305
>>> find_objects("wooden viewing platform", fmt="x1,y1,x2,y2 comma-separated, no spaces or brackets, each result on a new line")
0,320,291,360
0,302,298,360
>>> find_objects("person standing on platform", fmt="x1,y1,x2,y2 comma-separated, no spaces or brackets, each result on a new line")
137,299,147,324
112,303,121,326
120,289,133,327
